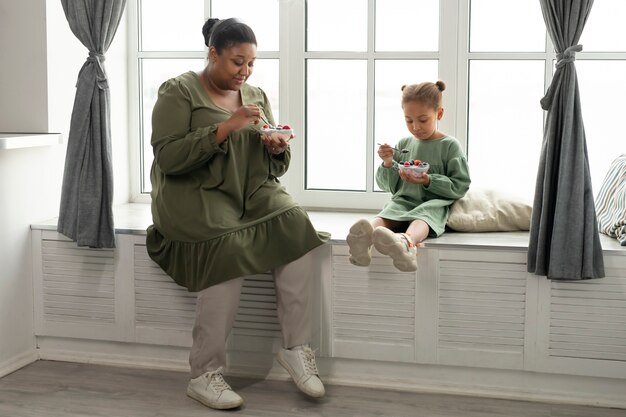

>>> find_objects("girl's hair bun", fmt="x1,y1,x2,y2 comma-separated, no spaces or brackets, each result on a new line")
435,80,446,92
401,84,407,91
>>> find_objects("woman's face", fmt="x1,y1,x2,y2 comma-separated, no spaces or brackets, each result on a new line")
209,42,257,91
402,100,443,140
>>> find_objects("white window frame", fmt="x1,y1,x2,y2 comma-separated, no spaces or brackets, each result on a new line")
127,0,623,210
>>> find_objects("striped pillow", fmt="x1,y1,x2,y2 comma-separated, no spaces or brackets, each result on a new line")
595,154,626,246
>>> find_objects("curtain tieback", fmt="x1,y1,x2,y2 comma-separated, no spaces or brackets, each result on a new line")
555,44,582,69
540,44,583,109
82,51,108,90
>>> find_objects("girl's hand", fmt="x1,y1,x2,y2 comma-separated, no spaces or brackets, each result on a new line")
261,133,289,155
399,170,430,186
377,143,395,167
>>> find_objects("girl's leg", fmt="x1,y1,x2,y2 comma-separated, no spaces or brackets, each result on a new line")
347,217,406,266
372,217,404,230
372,218,425,272
346,219,375,266
189,277,244,378
405,219,430,246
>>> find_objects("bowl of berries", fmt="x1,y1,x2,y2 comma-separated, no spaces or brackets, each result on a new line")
398,159,430,174
260,124,294,141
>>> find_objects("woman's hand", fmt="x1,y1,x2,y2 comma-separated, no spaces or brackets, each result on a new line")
227,104,262,131
399,170,430,186
261,134,289,155
216,105,263,144
377,143,395,167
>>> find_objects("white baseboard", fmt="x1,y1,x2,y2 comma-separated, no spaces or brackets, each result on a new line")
314,358,626,409
0,350,39,378
36,336,626,409
37,337,190,373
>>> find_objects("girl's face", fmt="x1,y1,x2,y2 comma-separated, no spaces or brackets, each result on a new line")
209,42,257,91
402,100,444,140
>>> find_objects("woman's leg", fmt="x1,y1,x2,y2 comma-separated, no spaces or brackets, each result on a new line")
189,277,244,378
272,251,313,349
273,250,326,398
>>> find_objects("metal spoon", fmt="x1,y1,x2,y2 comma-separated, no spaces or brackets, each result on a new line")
377,143,408,153
259,113,272,128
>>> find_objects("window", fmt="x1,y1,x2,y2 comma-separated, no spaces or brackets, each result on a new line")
130,1,626,208
131,0,280,197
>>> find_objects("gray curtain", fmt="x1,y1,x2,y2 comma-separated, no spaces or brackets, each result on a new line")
528,0,604,279
57,0,126,248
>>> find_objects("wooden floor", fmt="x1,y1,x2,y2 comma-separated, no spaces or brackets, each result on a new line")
1,361,625,417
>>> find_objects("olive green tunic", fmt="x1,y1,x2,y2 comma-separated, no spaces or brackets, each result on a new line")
146,71,328,292
376,135,471,237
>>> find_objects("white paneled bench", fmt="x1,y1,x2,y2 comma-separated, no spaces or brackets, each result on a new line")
30,204,626,408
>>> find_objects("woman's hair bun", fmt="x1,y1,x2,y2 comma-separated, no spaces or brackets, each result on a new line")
435,80,446,92
400,84,407,91
202,18,221,47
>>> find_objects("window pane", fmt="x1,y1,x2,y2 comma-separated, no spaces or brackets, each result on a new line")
470,0,545,52
141,0,204,51
376,0,439,52
306,60,367,190
579,1,626,52
246,59,280,123
577,61,626,195
211,0,279,51
467,60,545,201
374,60,439,191
307,0,367,52
141,59,204,193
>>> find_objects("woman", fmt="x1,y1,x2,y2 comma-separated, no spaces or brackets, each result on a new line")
146,17,328,410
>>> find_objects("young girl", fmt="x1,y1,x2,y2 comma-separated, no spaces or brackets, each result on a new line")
347,81,470,272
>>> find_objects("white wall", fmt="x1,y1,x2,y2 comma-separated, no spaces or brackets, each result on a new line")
0,0,129,370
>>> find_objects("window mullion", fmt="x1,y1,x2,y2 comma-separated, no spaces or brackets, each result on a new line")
366,0,376,193
446,0,468,154
128,0,144,201
277,0,306,200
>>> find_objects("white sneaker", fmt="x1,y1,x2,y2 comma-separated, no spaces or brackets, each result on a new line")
346,219,374,266
187,367,243,410
372,227,418,272
277,345,325,398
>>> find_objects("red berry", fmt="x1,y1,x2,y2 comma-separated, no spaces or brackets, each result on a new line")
282,124,291,129
404,162,410,166
414,159,421,165
263,124,269,129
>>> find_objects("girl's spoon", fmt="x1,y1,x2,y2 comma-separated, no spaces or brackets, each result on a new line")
377,143,408,153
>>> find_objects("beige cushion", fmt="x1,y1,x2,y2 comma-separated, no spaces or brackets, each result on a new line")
447,188,532,232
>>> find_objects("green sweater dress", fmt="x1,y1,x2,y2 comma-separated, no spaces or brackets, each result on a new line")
376,135,471,237
146,71,329,292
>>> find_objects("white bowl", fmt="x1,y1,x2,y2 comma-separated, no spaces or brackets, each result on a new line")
398,161,430,174
261,127,293,141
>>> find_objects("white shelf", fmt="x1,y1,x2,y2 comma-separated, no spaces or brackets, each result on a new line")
0,133,63,150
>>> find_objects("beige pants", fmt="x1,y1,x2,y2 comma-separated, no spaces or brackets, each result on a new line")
189,251,313,378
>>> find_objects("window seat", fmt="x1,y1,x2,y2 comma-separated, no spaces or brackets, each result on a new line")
30,202,626,254
28,203,626,409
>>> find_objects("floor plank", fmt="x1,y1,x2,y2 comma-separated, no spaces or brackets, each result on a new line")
0,361,625,417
